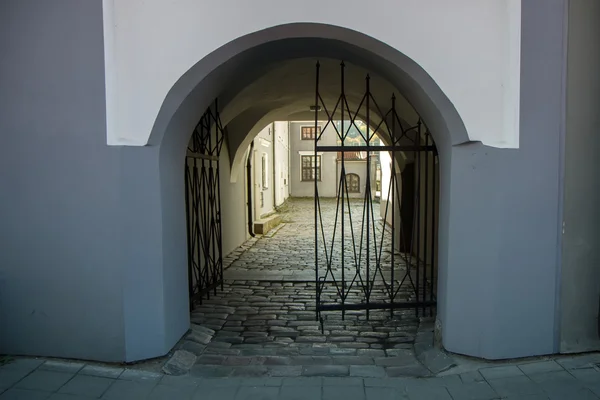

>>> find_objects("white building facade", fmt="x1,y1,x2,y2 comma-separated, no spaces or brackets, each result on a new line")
1,0,599,364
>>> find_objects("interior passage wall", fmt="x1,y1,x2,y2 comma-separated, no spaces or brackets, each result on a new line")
253,125,275,218
274,121,290,206
559,0,600,353
220,143,249,256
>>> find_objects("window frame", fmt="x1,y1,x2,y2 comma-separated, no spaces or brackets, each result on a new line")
300,154,322,182
300,125,322,141
346,173,360,193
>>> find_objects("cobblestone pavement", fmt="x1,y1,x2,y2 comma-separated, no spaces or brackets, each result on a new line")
228,197,428,279
4,354,600,399
175,197,441,378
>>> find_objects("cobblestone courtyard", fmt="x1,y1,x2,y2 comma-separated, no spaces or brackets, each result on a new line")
172,197,442,378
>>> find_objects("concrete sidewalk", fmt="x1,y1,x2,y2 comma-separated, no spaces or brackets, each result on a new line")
3,353,600,399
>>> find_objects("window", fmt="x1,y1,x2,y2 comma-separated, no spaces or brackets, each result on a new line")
301,126,322,140
301,155,321,181
346,173,360,193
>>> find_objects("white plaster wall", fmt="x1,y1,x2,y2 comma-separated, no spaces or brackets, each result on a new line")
103,0,521,149
289,122,337,198
219,144,248,256
253,125,275,218
273,121,290,206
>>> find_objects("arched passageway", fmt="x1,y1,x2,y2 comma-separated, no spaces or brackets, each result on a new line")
118,13,564,364
155,24,456,369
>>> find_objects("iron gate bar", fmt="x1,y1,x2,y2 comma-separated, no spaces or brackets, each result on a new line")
313,60,438,320
185,100,225,308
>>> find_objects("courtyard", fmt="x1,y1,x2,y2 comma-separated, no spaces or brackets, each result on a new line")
174,197,442,378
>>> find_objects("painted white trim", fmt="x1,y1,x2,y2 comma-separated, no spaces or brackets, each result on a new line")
298,150,323,156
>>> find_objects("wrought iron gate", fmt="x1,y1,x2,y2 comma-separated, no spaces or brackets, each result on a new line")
313,62,438,321
185,101,225,307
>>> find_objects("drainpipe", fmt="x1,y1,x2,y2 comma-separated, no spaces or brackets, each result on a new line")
246,141,255,237
272,122,277,208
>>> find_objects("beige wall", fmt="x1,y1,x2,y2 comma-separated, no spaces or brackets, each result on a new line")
253,125,275,218
289,121,338,197
273,121,290,206
219,143,249,256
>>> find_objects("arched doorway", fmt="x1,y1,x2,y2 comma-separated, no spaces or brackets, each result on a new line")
140,23,471,362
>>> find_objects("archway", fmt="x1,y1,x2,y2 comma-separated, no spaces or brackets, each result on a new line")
137,23,469,363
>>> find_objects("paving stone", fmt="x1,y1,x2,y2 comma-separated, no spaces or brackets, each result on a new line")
196,354,226,365
279,384,321,399
330,348,357,356
180,340,207,356
332,356,374,366
0,388,50,399
190,325,216,336
79,365,123,379
460,370,485,383
214,336,244,344
15,370,75,392
557,354,600,370
323,385,366,400
357,349,386,358
359,332,388,339
365,387,408,400
328,336,356,342
446,381,498,400
231,366,269,377
244,336,275,344
57,375,114,397
102,380,157,399
146,383,198,399
119,369,162,382
322,377,364,386
189,365,232,378
302,365,349,377
187,331,212,345
404,384,452,399
39,360,84,373
206,341,232,349
264,356,292,366
487,376,544,397
162,350,197,375
480,365,525,380
222,357,252,366
350,365,387,378
241,331,269,337
267,366,303,377
518,360,563,375
0,367,35,391
417,348,456,374
569,367,600,383
356,338,380,344
386,365,431,378
296,336,327,343
339,342,369,349
374,356,417,367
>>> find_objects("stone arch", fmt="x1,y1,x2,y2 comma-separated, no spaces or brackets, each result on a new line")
145,22,471,362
